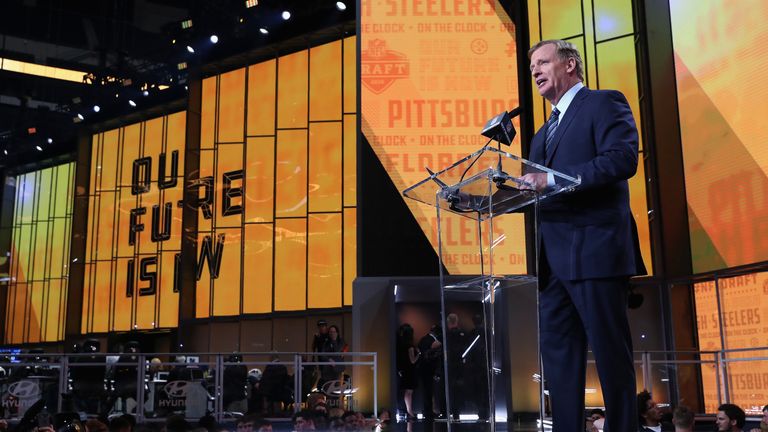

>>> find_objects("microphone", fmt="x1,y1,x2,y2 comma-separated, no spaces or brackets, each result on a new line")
480,106,522,145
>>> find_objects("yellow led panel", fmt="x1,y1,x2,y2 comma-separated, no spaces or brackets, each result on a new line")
212,228,242,316
121,124,141,186
84,113,185,333
100,130,120,190
343,36,357,114
218,68,246,143
243,223,274,314
274,218,307,311
215,143,245,228
343,207,356,306
245,137,275,223
343,114,356,207
596,36,643,149
277,50,309,129
594,0,634,41
247,60,277,136
540,0,584,41
198,149,215,233
92,261,111,332
114,258,133,330
201,77,217,149
158,251,179,327
628,158,652,275
275,129,308,217
308,213,342,308
44,280,63,341
196,238,211,318
309,122,342,212
310,40,342,121
167,111,187,156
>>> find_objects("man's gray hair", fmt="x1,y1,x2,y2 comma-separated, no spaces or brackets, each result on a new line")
528,39,584,82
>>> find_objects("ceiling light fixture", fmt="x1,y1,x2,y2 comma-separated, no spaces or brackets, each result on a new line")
93,105,100,112
210,35,219,43
186,45,195,53
77,113,84,120
259,27,268,34
35,146,43,151
282,11,291,20
128,100,137,107
336,1,347,10
47,138,53,144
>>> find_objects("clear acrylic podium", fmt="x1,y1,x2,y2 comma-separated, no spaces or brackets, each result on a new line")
403,146,580,430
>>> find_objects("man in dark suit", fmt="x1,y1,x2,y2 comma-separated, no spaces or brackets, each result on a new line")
520,39,647,431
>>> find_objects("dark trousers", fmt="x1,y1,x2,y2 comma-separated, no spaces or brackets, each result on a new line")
539,273,637,432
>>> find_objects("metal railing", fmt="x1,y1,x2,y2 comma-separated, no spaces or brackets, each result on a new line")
0,351,377,423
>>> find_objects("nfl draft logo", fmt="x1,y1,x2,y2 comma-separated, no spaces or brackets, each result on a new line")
361,39,409,94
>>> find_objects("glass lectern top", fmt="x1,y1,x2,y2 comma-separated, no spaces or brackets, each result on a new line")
403,146,580,218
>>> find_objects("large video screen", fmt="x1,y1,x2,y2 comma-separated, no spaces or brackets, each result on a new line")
83,112,186,333
694,272,768,414
195,37,357,318
671,0,768,273
360,0,527,274
2,163,75,343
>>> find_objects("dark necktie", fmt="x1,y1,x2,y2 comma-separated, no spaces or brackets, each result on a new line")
544,107,560,158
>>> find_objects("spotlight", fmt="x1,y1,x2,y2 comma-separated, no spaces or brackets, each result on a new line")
259,27,268,34
245,0,258,8
186,45,195,53
336,1,347,10
143,90,149,96
35,146,43,152
171,39,176,44
47,138,53,144
115,93,119,98
77,113,84,120
128,99,137,107
93,105,100,112
210,35,219,43
282,11,291,20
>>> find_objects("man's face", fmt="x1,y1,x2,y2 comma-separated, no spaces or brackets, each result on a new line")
236,422,254,432
716,411,734,431
294,417,312,431
530,43,575,104
642,400,662,424
762,408,768,423
318,324,328,335
257,426,272,432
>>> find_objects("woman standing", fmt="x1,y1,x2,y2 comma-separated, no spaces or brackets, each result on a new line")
319,325,347,386
396,324,420,421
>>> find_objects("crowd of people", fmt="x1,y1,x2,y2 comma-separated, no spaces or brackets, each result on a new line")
583,390,768,431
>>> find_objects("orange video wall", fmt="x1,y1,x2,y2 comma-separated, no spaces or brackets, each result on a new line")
360,0,527,274
670,0,768,273
695,273,768,414
195,37,357,317
361,0,652,275
83,112,186,333
1,163,75,343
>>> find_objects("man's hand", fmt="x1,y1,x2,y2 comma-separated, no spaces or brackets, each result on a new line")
518,173,548,191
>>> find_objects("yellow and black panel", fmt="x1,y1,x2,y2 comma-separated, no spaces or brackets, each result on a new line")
195,36,357,318
2,162,75,344
83,112,186,333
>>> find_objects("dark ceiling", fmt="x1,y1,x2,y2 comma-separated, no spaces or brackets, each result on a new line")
0,0,355,173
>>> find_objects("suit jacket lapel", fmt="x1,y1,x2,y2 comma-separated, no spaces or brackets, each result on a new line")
544,87,589,166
